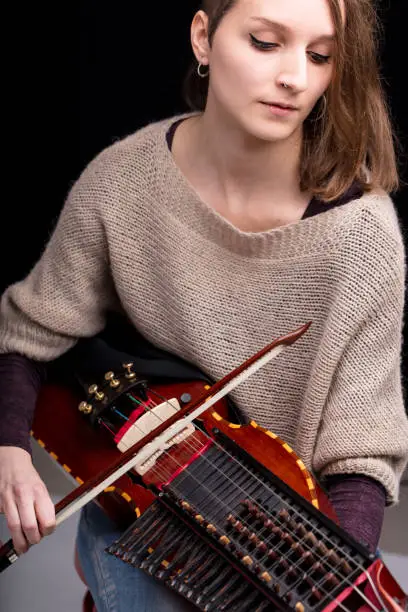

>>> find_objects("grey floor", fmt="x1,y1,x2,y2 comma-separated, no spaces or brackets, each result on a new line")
0,442,407,611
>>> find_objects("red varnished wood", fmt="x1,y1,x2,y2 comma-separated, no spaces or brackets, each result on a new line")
198,410,337,521
18,383,408,609
29,323,312,523
374,559,407,610
32,378,336,524
31,380,229,523
2,322,404,606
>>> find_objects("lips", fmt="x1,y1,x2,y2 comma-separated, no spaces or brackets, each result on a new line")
263,101,299,110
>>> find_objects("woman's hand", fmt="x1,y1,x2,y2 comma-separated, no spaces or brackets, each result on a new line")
0,446,56,554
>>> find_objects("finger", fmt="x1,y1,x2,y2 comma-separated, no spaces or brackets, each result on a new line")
15,492,42,547
34,491,56,537
3,497,29,555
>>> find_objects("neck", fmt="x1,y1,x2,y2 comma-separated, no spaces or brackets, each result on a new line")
187,101,306,209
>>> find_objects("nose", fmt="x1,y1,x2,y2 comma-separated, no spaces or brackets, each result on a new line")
276,49,308,93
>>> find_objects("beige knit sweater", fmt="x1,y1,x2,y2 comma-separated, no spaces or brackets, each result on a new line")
1,114,407,503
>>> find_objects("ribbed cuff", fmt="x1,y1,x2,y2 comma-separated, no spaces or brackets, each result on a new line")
0,353,46,456
326,474,386,553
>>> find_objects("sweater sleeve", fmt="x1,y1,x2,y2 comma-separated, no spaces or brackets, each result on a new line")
325,474,386,553
313,207,408,505
0,156,118,361
0,354,46,454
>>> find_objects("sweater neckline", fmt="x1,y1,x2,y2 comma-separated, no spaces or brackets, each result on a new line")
154,113,373,257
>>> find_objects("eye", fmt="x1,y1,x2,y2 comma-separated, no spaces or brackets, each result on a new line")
249,33,278,51
309,52,331,65
250,33,331,65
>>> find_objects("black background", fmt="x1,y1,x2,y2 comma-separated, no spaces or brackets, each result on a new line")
2,1,407,384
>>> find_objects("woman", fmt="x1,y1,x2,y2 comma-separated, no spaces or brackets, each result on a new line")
1,0,407,610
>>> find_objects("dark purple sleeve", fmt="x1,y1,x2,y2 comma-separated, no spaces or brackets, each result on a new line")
325,474,386,553
0,354,47,454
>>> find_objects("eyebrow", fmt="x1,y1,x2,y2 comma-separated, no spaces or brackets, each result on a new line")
249,17,336,42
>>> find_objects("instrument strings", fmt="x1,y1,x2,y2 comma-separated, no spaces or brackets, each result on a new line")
101,386,386,612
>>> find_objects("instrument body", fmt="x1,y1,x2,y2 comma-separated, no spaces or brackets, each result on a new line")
0,324,406,610
30,378,335,524
29,381,406,612
30,380,225,524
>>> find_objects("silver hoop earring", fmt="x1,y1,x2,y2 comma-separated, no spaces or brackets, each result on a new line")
281,82,289,89
314,94,328,121
197,63,209,78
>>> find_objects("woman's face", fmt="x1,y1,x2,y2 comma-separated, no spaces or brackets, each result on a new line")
196,0,340,141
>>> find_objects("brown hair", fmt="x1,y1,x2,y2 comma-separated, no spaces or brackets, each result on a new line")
183,0,404,202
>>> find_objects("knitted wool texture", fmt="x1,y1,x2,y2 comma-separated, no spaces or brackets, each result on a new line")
1,114,407,502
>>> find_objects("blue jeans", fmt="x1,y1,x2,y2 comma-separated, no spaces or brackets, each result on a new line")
76,501,196,612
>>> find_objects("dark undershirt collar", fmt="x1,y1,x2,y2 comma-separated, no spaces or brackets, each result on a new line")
165,118,364,219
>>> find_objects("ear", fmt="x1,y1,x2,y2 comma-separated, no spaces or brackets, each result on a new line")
190,10,211,67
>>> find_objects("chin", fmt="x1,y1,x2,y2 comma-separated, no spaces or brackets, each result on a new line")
242,118,299,143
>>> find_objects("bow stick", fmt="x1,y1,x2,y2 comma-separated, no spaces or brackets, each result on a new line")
0,322,311,570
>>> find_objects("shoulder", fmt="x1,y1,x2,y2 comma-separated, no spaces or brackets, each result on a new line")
337,188,405,261
88,111,196,173
95,114,177,163
352,188,402,238
70,112,196,203
321,189,404,257
330,189,405,308
305,188,404,264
